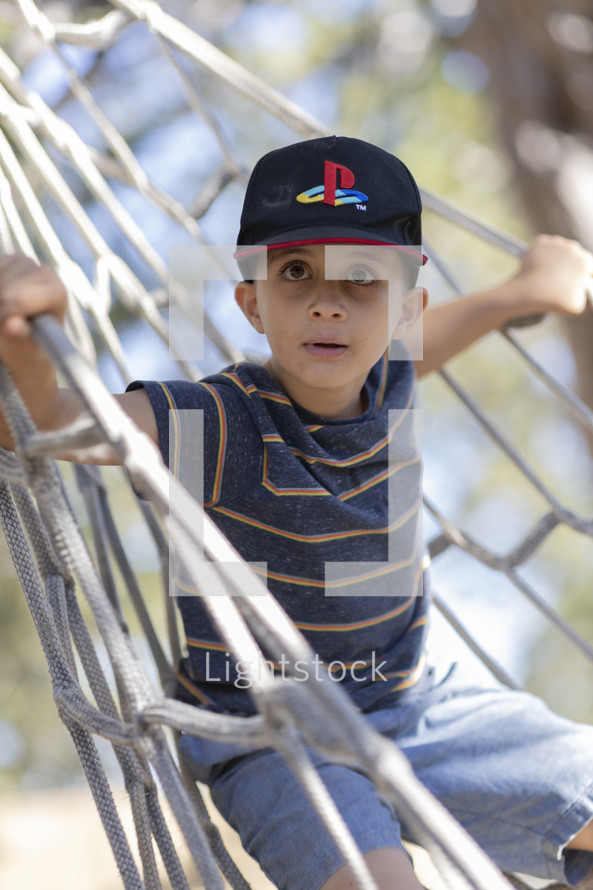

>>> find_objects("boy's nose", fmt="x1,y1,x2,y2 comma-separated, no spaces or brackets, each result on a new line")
308,282,347,320
309,302,347,319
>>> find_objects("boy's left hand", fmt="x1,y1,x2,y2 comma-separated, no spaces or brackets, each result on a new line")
417,234,592,378
507,234,593,318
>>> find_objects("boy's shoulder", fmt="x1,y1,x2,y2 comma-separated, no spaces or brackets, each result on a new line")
126,362,285,457
127,365,268,483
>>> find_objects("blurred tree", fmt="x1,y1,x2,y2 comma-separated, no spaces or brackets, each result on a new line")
460,0,593,417
446,0,593,716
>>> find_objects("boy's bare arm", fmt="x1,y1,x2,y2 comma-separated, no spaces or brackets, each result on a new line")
0,255,158,464
415,235,593,379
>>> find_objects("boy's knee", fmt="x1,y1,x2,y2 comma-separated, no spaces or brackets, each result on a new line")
319,848,424,890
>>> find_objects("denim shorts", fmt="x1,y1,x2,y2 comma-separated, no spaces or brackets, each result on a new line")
179,661,593,890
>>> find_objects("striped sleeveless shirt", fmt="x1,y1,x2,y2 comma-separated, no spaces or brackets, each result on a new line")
129,354,429,714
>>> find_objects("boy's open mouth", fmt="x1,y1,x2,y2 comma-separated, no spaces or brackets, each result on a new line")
305,341,348,357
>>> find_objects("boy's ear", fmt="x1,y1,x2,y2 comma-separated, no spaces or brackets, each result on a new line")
391,286,428,337
420,287,429,313
404,286,428,321
235,281,264,333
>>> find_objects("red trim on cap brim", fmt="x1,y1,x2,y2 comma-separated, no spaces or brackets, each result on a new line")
234,238,428,265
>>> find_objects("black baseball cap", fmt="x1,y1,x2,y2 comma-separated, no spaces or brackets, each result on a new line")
235,135,425,268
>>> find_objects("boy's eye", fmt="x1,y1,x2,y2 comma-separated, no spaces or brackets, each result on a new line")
345,264,377,285
281,261,311,281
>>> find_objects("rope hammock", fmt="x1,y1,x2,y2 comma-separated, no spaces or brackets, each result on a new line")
0,3,592,889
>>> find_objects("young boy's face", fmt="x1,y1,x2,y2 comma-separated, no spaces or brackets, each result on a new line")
235,243,424,419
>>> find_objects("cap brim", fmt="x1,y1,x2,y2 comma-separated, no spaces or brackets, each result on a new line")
235,226,427,265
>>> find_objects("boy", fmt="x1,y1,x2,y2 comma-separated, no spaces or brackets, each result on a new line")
1,135,593,890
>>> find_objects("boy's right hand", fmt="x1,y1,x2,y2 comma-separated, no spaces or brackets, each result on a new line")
0,255,70,452
0,254,158,464
0,255,67,365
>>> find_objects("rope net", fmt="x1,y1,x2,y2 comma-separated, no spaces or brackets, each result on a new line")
0,3,592,889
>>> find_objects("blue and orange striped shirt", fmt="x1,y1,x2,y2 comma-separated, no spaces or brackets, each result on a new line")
129,354,429,714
